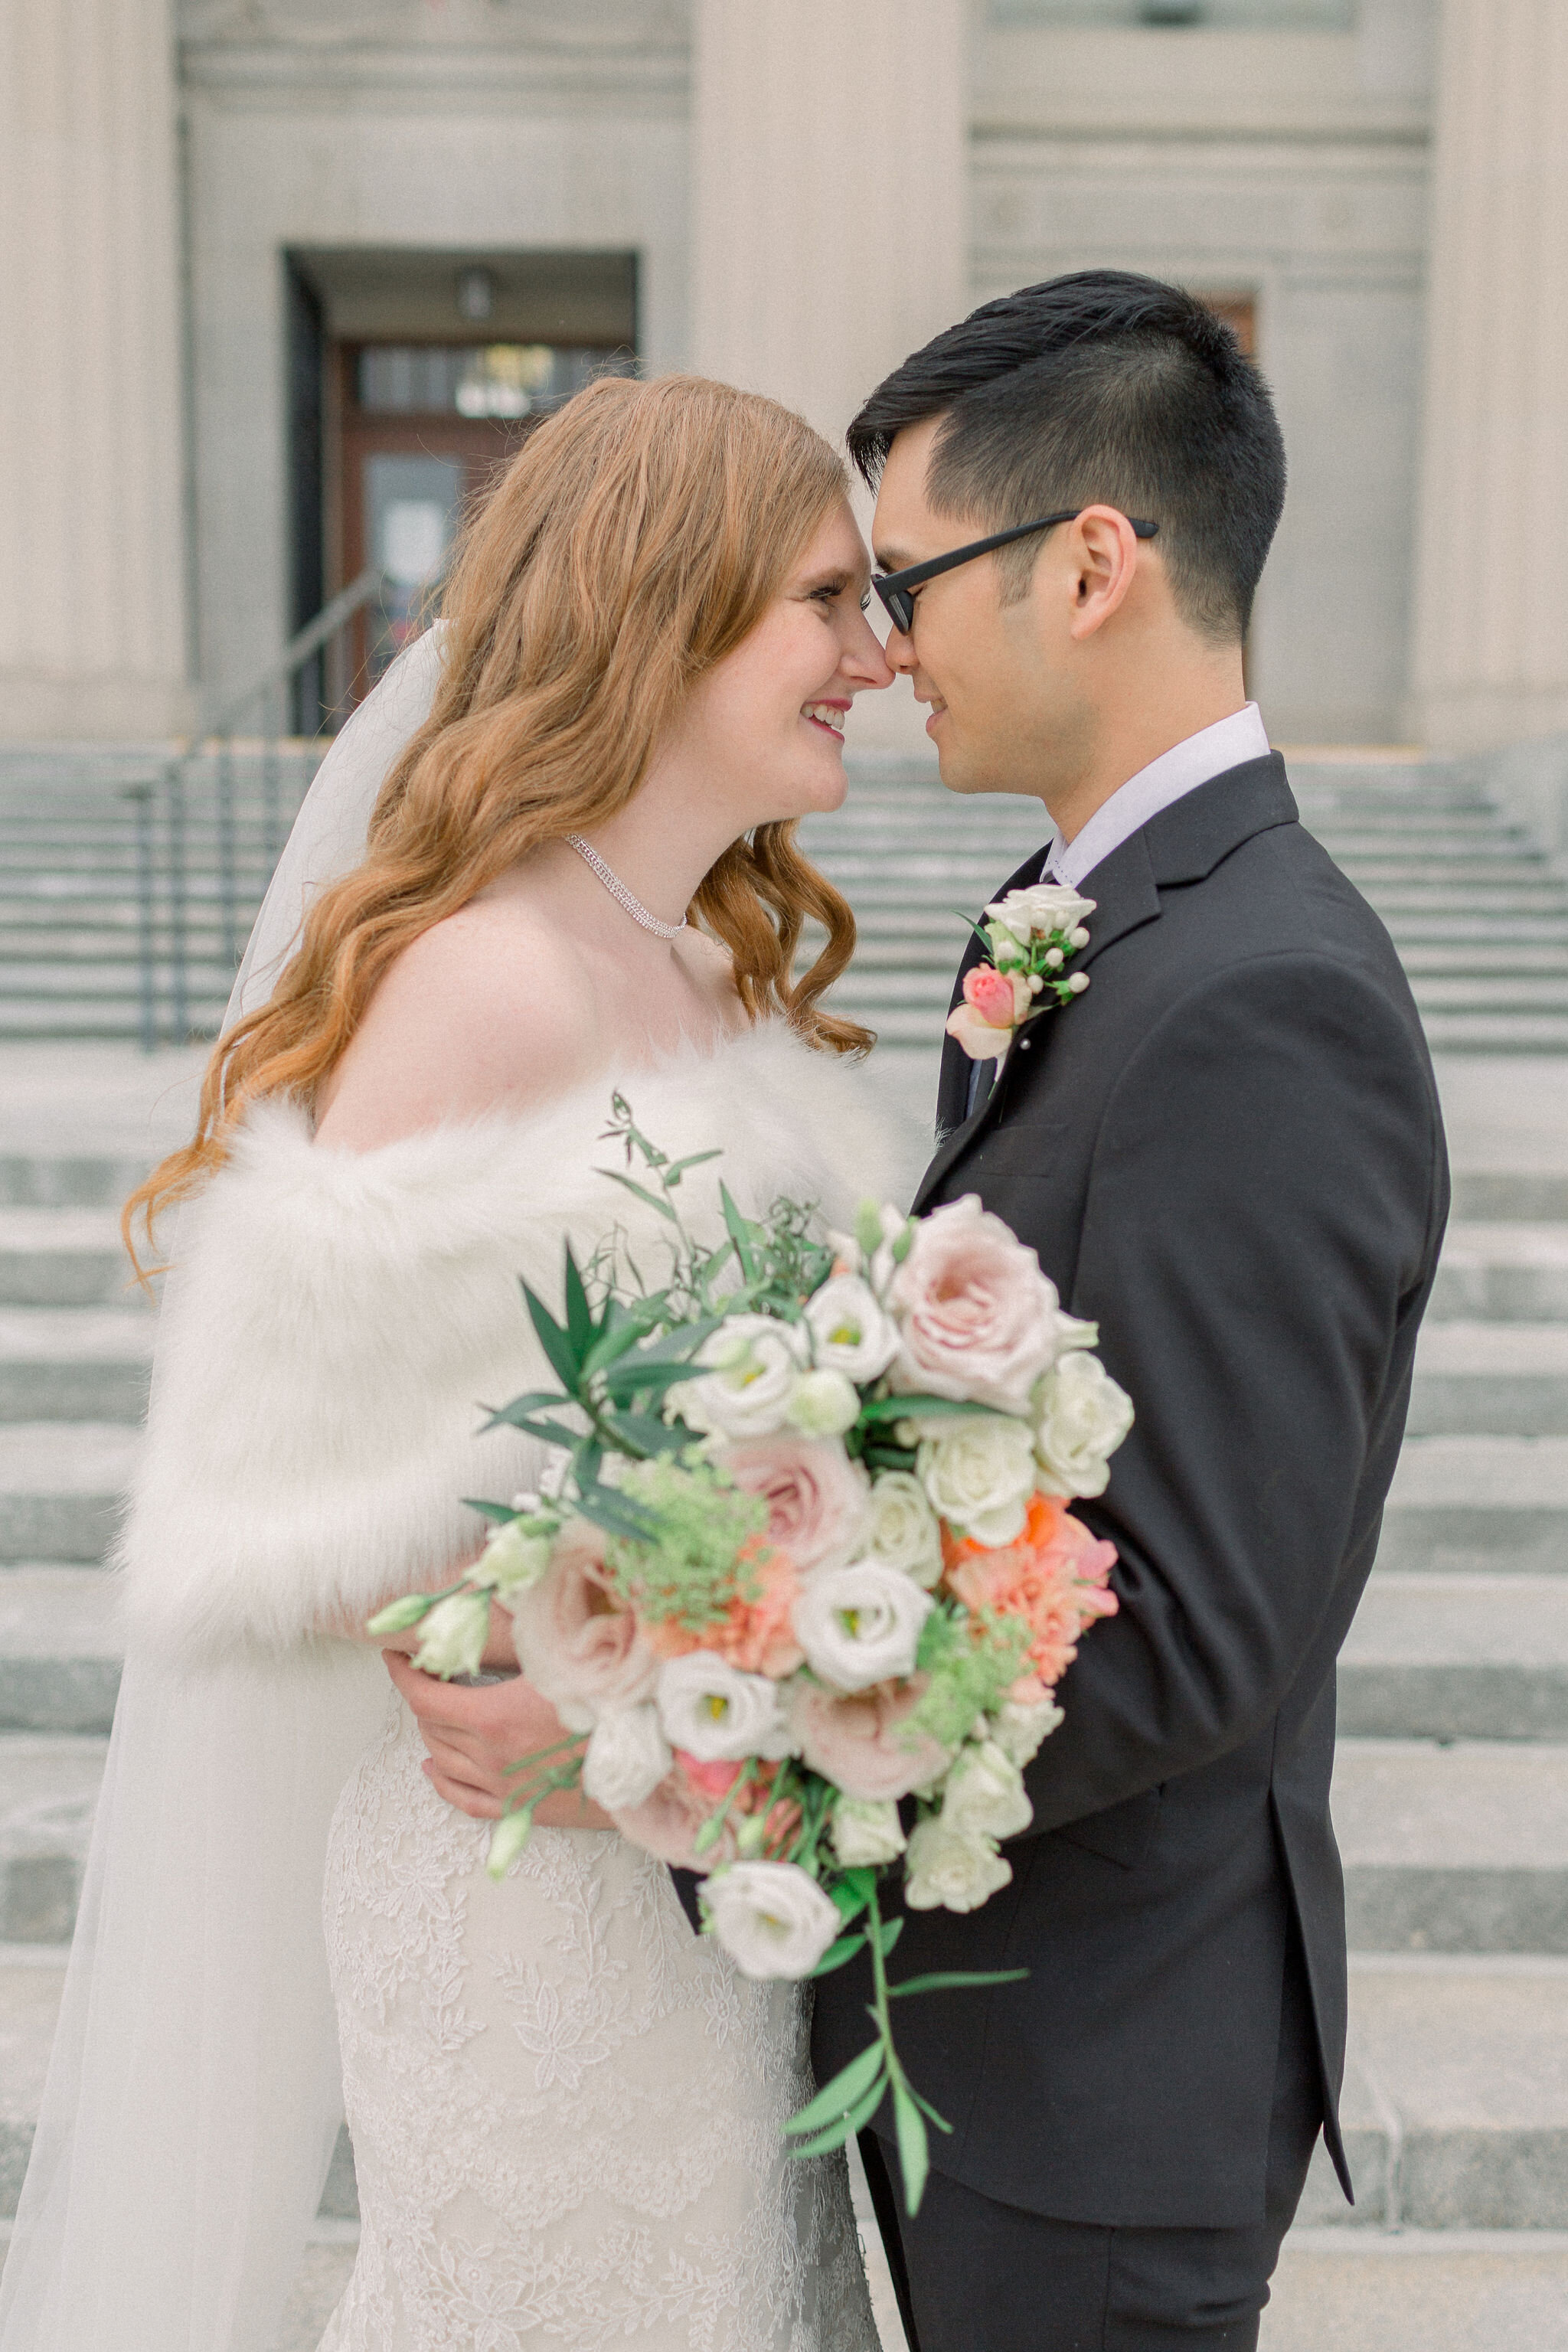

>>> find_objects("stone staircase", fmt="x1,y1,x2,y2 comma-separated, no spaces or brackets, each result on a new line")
798,747,1568,1054
0,1096,1564,2346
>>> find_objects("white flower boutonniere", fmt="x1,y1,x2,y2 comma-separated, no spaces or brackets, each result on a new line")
946,887,1096,1062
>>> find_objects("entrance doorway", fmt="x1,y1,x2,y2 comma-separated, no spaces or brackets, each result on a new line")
336,341,634,690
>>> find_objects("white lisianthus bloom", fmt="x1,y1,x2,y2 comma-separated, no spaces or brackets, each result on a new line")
471,1517,554,1596
984,883,1096,941
830,1795,908,1867
903,1818,1014,1913
864,1470,945,1589
581,1704,673,1811
678,1315,807,1441
704,1862,844,1981
804,1273,900,1382
1034,1351,1135,1498
410,1587,492,1680
655,1652,797,1762
1054,1312,1100,1357
792,1561,934,1693
917,1414,1039,1547
990,1696,1064,1768
784,1367,862,1439
941,1740,1034,1841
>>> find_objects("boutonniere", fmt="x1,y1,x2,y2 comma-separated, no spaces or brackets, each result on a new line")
946,884,1096,1062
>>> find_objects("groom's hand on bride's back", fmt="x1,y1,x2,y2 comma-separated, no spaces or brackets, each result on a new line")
382,1651,612,1828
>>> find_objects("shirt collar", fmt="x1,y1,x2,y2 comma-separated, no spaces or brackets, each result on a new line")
1045,703,1271,890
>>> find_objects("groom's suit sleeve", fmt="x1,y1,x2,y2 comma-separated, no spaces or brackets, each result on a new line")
1010,948,1444,1838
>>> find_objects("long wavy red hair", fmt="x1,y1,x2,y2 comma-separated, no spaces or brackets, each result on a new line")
127,374,871,1263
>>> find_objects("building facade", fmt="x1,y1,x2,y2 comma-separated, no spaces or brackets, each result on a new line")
3,0,1563,753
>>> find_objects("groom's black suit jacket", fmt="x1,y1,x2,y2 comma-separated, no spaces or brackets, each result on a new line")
811,753,1449,2230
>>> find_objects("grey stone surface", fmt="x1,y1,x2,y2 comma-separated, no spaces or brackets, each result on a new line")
0,1568,122,1733
1431,1223,1568,1322
1334,1739,1568,1952
0,1208,145,1308
1340,1575,1568,1739
0,1422,137,1563
0,1308,154,1422
0,1735,105,1940
1377,1436,1568,1574
1409,1321,1568,1438
1263,2230,1568,2352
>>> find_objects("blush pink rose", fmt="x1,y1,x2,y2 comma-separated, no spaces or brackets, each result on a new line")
717,1435,871,1575
963,965,1028,1027
946,1002,1016,1062
945,1494,1119,1694
612,1758,798,1874
792,1674,952,1802
890,1194,1063,1411
509,1520,658,1721
642,1536,805,1678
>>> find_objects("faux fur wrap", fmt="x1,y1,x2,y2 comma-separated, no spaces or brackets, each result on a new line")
120,1024,897,1660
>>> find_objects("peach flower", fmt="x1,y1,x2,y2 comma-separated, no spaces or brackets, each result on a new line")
717,1434,870,1574
640,1535,805,1678
509,1519,658,1724
890,1194,1063,1412
792,1674,952,1802
945,1492,1119,1694
612,1756,798,1873
946,1001,1014,1062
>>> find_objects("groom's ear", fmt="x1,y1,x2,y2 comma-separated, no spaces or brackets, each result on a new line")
1065,507,1152,643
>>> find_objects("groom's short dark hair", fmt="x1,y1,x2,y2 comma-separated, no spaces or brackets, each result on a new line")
848,270,1286,643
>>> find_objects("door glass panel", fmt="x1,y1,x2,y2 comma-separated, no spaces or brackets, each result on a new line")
364,453,462,678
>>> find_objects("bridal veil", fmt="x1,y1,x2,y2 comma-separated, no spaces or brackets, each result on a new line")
0,631,448,2352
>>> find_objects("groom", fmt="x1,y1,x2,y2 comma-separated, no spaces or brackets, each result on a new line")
810,271,1448,2349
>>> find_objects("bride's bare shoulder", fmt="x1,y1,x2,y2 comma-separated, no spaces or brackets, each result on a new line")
314,894,602,1151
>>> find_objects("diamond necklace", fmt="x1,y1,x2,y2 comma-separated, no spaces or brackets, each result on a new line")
565,834,689,940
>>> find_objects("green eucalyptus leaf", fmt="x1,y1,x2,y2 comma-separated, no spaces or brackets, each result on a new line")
599,1168,678,1223
886,1968,1030,1998
785,2073,889,2159
808,1931,868,1978
562,1246,595,1364
783,2039,885,2136
459,1497,521,1525
857,1394,999,1424
521,1284,581,1390
892,2078,930,2214
720,1183,759,1280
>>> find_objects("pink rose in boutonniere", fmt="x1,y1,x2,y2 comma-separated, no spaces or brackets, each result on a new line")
945,885,1097,1062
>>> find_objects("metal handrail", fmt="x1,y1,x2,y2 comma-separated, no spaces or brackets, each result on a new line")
128,568,388,1051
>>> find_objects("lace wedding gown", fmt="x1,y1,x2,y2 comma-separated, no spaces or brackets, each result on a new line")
319,1700,875,2352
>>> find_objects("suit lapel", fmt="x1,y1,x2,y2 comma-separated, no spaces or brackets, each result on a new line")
910,753,1299,1217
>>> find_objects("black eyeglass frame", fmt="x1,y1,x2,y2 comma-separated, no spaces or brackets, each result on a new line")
871,511,1160,636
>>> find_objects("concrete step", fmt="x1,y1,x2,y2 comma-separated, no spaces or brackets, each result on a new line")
1334,1738,1568,1953
1410,1322,1568,1438
1296,1955,1568,2231
0,1424,137,1564
1339,1573,1568,1740
0,1735,106,1941
1377,1436,1568,1575
1430,1225,1568,1322
1262,2228,1568,2352
0,1311,152,1422
0,1210,141,1308
0,1569,122,1733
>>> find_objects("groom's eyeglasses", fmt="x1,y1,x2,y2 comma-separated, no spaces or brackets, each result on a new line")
871,511,1160,637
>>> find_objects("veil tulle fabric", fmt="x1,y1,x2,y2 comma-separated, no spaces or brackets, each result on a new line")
0,630,449,2352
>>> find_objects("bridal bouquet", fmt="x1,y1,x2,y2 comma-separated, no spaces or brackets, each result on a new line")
371,1099,1132,2210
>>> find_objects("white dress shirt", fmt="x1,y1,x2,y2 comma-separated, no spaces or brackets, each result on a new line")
1045,702,1271,888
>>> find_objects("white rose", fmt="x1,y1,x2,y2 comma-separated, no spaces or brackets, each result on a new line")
830,1795,909,1867
704,1861,844,1981
941,1740,1034,1841
903,1818,1014,1913
984,883,1096,942
471,1517,554,1597
410,1586,492,1681
784,1367,862,1439
655,1652,797,1762
679,1315,807,1441
864,1470,944,1589
792,1561,934,1693
1034,1351,1135,1498
990,1696,1064,1767
581,1704,673,1811
804,1274,900,1382
917,1414,1038,1546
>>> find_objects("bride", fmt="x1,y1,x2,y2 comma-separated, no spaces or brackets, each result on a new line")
0,374,896,2351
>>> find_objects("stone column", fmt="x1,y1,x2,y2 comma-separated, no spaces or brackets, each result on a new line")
0,0,190,740
1409,0,1568,751
690,0,967,751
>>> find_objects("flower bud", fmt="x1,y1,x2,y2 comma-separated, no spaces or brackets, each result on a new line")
1069,925,1091,949
1027,972,1044,995
1044,946,1064,969
1067,972,1089,995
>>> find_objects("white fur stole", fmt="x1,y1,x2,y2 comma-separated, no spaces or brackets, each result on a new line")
119,1024,897,1661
